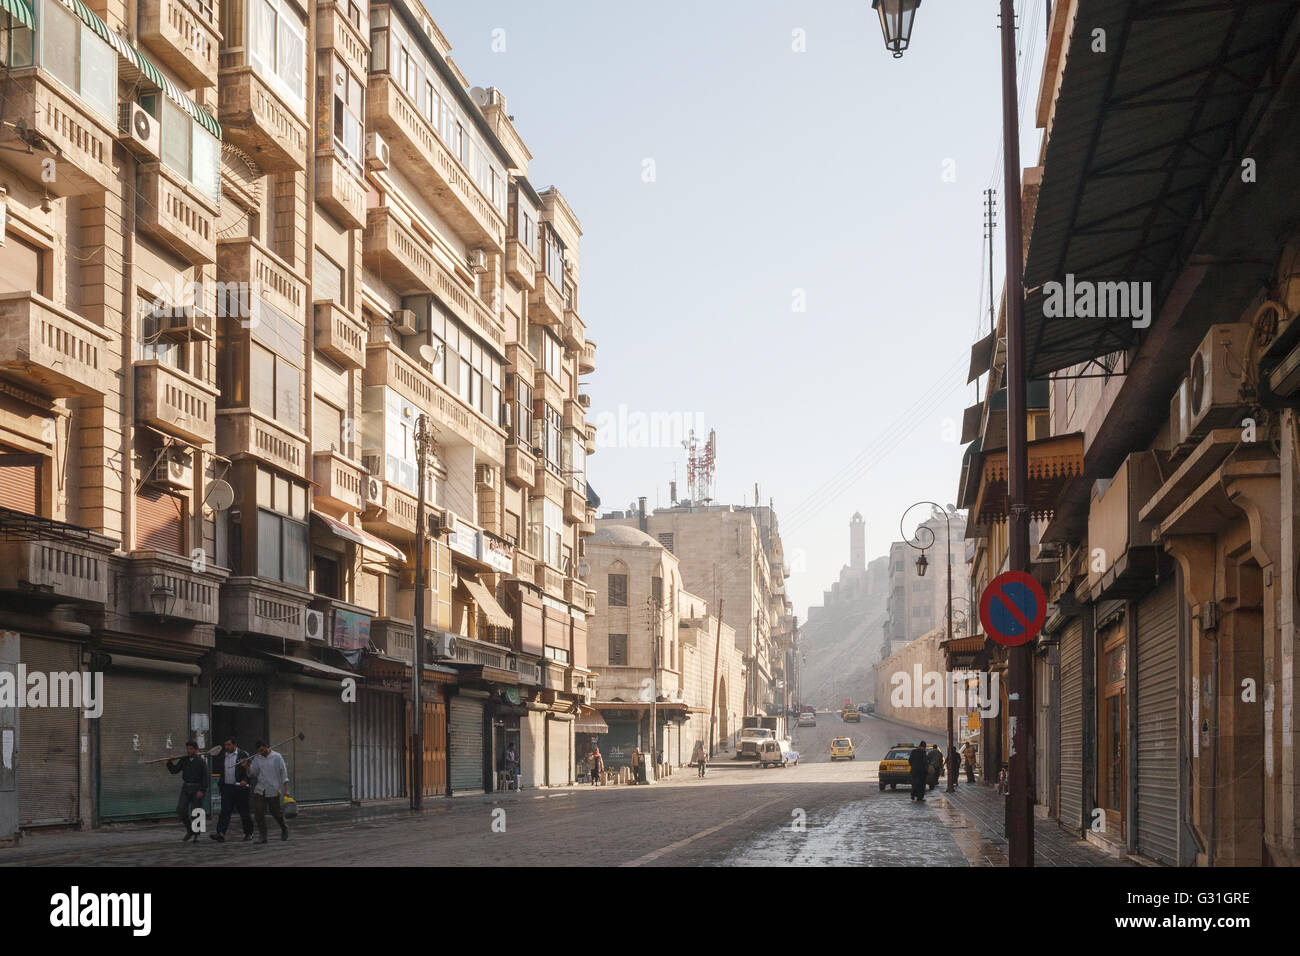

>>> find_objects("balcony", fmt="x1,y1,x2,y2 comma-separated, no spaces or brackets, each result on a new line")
579,338,596,375
564,486,585,524
363,206,437,296
135,361,219,446
366,73,506,252
562,307,585,352
316,0,369,80
0,292,112,398
535,562,566,600
513,550,535,583
3,69,115,196
220,576,310,642
217,66,307,172
216,408,309,476
370,617,414,662
315,151,367,230
505,442,536,488
139,0,219,89
584,588,596,615
453,634,512,670
313,300,366,370
534,369,563,412
582,507,596,536
218,237,307,325
584,423,596,455
0,534,116,605
127,550,228,625
136,163,218,265
534,466,564,502
313,450,365,514
362,479,418,540
563,398,584,432
506,342,534,380
1086,451,1164,600
505,237,536,290
530,276,564,332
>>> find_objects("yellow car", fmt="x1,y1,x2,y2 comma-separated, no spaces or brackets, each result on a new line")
878,744,915,790
830,737,855,761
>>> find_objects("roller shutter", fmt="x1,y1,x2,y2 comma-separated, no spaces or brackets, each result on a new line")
17,637,79,826
98,670,191,821
449,696,485,792
547,716,571,786
0,456,40,514
1059,618,1084,835
135,485,185,554
350,690,404,801
286,688,350,803
1136,579,1179,865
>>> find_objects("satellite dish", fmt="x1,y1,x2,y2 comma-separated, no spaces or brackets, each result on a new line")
204,478,234,511
469,86,488,107
419,343,441,365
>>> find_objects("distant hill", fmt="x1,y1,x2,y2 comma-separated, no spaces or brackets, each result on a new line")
798,555,889,708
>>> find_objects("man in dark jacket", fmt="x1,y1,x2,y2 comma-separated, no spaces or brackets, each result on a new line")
166,741,207,841
947,743,961,792
926,745,943,790
908,741,929,802
210,737,254,842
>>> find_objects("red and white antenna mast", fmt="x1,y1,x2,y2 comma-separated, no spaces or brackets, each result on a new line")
682,428,716,504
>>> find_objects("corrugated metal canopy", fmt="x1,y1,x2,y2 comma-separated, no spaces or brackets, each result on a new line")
1023,0,1298,378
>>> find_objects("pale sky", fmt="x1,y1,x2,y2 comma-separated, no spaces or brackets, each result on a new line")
428,0,1049,618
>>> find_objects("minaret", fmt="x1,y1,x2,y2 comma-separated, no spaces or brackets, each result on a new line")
850,512,866,571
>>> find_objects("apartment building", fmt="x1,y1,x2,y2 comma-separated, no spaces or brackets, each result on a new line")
956,0,1300,866
0,0,596,838
882,508,968,657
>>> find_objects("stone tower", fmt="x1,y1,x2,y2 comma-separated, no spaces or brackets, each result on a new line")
850,512,866,570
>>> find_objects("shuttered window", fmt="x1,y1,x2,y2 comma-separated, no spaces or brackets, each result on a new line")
0,454,41,514
608,573,627,607
136,485,185,553
609,633,627,666
0,232,46,296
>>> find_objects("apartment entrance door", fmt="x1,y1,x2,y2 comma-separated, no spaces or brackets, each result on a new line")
1097,621,1128,838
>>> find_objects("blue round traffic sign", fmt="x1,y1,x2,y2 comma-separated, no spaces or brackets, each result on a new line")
979,571,1046,647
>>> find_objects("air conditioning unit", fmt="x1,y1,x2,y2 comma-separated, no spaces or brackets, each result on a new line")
304,609,326,642
391,309,418,335
577,393,591,408
429,630,458,659
117,102,160,159
160,308,213,342
1168,378,1190,449
365,132,390,171
476,464,495,488
500,401,512,429
365,476,383,506
158,448,193,490
1185,323,1251,444
467,249,488,274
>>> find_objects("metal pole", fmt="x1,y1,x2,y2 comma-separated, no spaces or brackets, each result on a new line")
1000,0,1034,868
411,414,427,810
651,595,659,779
946,512,956,792
709,600,724,758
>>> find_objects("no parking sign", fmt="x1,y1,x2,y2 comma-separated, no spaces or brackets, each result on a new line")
979,571,1047,647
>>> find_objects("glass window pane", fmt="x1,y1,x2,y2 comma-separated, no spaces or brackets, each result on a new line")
250,344,275,417
251,0,276,75
278,16,303,101
192,127,219,202
290,483,307,520
79,32,115,119
274,474,289,512
276,358,300,429
283,518,308,587
256,468,272,507
161,100,191,179
257,510,282,578
41,1,78,90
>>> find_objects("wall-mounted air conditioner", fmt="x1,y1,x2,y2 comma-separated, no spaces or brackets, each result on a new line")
118,102,159,159
391,309,418,335
475,464,495,489
1185,323,1251,444
160,308,213,341
429,631,458,659
366,132,390,171
1168,378,1189,449
365,476,383,506
158,448,193,490
467,249,488,274
304,609,326,641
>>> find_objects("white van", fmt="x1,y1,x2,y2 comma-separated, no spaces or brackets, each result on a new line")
758,738,799,769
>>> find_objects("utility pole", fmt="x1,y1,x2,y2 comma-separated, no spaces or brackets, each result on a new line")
411,413,429,810
984,187,997,344
709,600,724,757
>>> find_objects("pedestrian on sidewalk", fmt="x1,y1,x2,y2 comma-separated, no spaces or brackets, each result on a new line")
947,743,960,792
926,744,943,791
210,737,253,843
692,740,707,777
166,741,208,841
908,740,929,802
244,740,290,844
504,743,518,790
632,747,646,785
588,744,604,786
962,741,977,784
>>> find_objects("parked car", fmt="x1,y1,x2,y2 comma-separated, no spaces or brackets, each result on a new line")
758,738,799,768
857,703,873,715
797,712,817,727
830,737,855,761
877,742,940,790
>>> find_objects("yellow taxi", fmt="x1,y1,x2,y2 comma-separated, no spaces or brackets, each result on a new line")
878,743,916,791
830,737,855,761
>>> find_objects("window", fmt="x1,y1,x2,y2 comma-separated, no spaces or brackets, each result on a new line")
154,97,221,203
313,396,344,453
609,634,628,666
313,247,345,307
38,0,115,120
608,573,628,608
544,498,562,567
538,403,561,475
510,375,533,448
256,466,308,587
544,645,569,664
0,232,47,297
658,533,675,554
528,325,562,380
314,553,341,598
250,342,301,430
565,432,585,491
137,296,185,369
249,0,306,109
329,55,364,171
0,13,33,68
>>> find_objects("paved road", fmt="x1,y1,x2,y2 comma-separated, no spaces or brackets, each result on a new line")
4,714,974,867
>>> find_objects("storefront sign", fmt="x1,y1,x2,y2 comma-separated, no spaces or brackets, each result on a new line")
483,534,514,572
448,518,481,561
333,609,372,650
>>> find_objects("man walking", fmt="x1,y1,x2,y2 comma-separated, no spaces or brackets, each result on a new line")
926,744,943,791
166,741,207,841
244,740,290,844
962,740,977,784
692,739,707,777
210,736,253,842
908,740,929,802
587,744,604,786
504,742,518,790
947,742,961,792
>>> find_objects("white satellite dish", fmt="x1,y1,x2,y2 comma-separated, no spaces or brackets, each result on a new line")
204,478,234,511
469,86,488,107
419,343,442,365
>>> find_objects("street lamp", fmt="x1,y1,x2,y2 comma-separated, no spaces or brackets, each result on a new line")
871,0,921,58
900,502,953,793
873,0,1034,867
915,552,929,577
149,578,175,622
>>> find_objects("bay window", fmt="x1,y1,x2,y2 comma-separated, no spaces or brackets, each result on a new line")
326,54,364,172
528,495,563,567
536,403,561,476
36,0,115,121
255,466,308,588
542,227,565,289
249,296,304,431
150,96,220,203
249,0,306,110
529,325,563,380
511,375,533,448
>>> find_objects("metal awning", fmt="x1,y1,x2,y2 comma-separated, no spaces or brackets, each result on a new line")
1,0,32,29
573,707,609,735
261,651,357,680
312,511,406,564
967,332,995,384
458,576,513,629
1022,0,1298,378
970,433,1085,526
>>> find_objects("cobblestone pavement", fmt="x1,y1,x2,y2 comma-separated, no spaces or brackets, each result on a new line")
0,713,1127,867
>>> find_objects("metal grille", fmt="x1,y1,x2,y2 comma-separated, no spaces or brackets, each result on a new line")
1059,619,1084,835
1136,579,1180,865
211,674,266,708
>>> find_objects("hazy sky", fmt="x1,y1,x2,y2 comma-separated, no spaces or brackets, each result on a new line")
428,0,1048,618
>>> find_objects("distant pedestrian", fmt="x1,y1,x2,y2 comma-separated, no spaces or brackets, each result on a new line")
588,745,604,786
632,747,647,785
504,743,518,790
908,740,929,802
947,743,960,792
926,744,943,791
245,740,290,844
692,740,707,777
166,741,207,841
210,736,253,842
962,741,976,783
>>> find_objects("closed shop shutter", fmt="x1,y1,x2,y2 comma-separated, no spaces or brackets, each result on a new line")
0,456,41,514
17,637,79,827
1059,619,1084,835
422,698,447,796
135,485,185,554
287,689,350,803
98,670,191,822
449,696,484,792
1136,578,1179,865
350,690,404,801
547,716,571,786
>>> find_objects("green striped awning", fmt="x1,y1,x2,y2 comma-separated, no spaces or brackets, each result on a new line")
1,0,33,30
